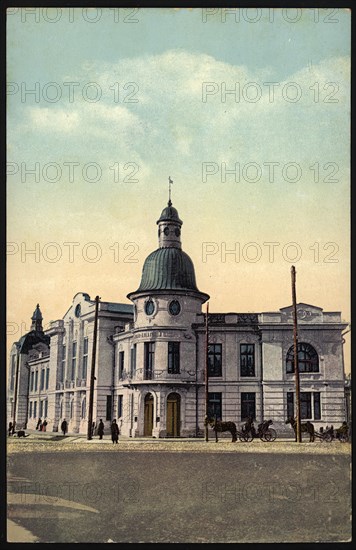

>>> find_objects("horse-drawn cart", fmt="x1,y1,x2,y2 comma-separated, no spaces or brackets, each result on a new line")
242,418,277,442
285,417,350,443
205,417,277,443
313,428,333,442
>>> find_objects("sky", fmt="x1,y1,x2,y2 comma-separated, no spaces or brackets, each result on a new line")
7,7,350,371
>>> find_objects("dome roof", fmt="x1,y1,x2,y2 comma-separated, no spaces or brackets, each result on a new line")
134,247,198,292
157,201,183,225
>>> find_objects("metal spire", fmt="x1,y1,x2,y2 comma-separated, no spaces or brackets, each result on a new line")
168,176,173,206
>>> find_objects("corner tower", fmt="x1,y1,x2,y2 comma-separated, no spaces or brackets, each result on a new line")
120,195,209,438
30,304,43,332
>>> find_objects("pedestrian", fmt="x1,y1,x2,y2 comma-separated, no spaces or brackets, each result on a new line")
8,422,13,436
61,418,68,436
36,418,41,430
98,419,104,440
111,419,119,444
43,419,48,432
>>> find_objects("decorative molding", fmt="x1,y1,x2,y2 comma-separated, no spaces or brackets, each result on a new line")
208,313,259,326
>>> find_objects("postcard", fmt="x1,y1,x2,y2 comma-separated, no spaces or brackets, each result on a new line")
6,6,351,544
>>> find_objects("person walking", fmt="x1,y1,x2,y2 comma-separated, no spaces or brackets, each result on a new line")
61,419,68,436
98,419,104,440
43,419,48,432
111,419,119,444
36,418,42,430
8,422,13,436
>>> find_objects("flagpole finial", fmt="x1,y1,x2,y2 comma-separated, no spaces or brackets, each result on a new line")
168,176,173,206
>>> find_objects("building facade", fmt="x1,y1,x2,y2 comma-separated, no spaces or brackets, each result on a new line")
8,201,349,437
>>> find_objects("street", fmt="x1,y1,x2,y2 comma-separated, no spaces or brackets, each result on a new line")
7,445,351,543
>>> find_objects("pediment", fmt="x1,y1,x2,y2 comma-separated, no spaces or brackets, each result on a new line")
280,303,323,323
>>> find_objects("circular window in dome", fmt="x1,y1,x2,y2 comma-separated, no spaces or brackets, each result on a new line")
169,300,181,316
175,228,181,237
164,226,170,236
75,304,81,318
145,299,155,316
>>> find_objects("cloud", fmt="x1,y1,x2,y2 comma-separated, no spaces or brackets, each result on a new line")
29,107,80,132
9,49,350,171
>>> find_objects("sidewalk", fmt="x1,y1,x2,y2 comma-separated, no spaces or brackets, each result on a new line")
10,428,298,444
7,428,351,454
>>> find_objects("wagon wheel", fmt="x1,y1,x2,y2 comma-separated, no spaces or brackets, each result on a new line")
339,433,349,443
263,428,277,442
323,433,332,442
239,432,253,442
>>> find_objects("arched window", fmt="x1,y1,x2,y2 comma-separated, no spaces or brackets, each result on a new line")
286,343,319,373
70,399,74,419
81,397,86,419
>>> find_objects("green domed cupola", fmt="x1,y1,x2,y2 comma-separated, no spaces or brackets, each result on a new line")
127,196,209,302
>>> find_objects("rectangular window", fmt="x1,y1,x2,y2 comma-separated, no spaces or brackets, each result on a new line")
10,355,16,391
314,392,321,420
287,392,294,419
44,399,48,418
144,342,155,380
300,392,312,420
59,347,65,383
45,368,50,390
208,392,222,421
82,356,88,380
82,338,88,379
130,345,136,377
241,392,256,421
168,342,180,374
106,395,112,421
30,371,34,392
29,401,33,418
33,401,37,418
83,337,88,355
60,345,66,383
118,395,123,418
40,369,45,391
208,344,222,377
34,370,38,391
39,400,43,418
119,351,125,379
240,344,255,377
71,342,77,381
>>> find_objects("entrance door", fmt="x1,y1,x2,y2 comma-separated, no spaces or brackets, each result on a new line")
166,393,181,437
144,393,154,436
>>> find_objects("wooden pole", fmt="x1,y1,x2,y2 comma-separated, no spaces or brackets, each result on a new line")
291,266,302,443
12,346,20,432
204,302,209,442
87,295,100,440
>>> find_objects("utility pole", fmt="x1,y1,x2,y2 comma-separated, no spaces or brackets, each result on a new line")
204,302,209,442
87,295,100,440
291,266,302,443
12,345,20,432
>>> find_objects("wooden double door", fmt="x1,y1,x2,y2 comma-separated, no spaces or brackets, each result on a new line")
166,393,181,437
143,392,181,437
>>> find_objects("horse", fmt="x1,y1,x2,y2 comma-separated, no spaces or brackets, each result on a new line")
205,417,237,442
285,416,315,442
